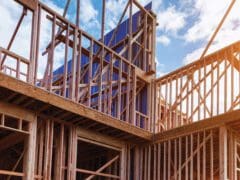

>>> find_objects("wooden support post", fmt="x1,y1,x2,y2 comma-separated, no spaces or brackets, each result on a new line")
157,143,161,179
147,146,151,180
63,23,69,97
185,136,189,180
23,116,37,180
48,14,56,92
126,64,130,123
144,147,147,180
134,147,140,180
132,68,136,125
67,126,77,180
153,144,156,180
70,28,78,100
203,131,206,180
34,5,41,84
147,81,151,131
54,124,64,180
197,133,200,180
168,140,171,180
87,39,93,106
120,145,127,179
210,130,214,180
190,134,193,180
117,59,122,119
16,58,20,79
163,142,166,180
151,14,157,73
219,126,228,180
178,137,182,180
143,13,147,71
128,0,133,63
174,139,177,180
108,53,113,114
76,31,82,100
37,121,44,177
43,120,54,180
98,46,103,112
229,130,234,180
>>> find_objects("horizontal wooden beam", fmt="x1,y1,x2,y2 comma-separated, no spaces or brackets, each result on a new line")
57,34,152,83
0,73,152,141
15,0,38,11
154,109,240,143
77,127,125,150
75,168,120,179
0,169,24,177
0,101,35,122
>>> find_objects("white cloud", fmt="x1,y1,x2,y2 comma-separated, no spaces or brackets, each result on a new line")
0,1,31,59
80,0,98,24
40,0,64,15
184,0,227,42
105,0,126,31
183,0,240,65
157,35,170,46
155,57,167,77
157,6,186,33
0,0,66,79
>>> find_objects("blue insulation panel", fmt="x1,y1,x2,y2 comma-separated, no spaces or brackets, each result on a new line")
53,2,152,77
52,3,152,118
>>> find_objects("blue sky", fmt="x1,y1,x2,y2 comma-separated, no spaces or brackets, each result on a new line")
0,0,239,78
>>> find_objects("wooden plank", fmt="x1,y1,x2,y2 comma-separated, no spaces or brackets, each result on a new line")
154,109,240,143
70,28,78,100
219,126,228,180
76,127,124,150
23,116,37,180
63,24,69,97
0,73,152,140
117,59,122,119
15,0,38,11
178,137,182,180
120,145,127,179
210,130,214,180
197,133,200,180
132,68,137,127
0,101,35,122
0,170,24,177
75,168,120,179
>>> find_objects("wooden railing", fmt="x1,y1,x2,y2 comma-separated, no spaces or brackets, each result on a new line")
0,47,30,82
36,2,152,128
155,41,240,133
0,0,156,131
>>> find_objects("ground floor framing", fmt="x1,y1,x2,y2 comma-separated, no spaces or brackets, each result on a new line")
0,100,240,180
